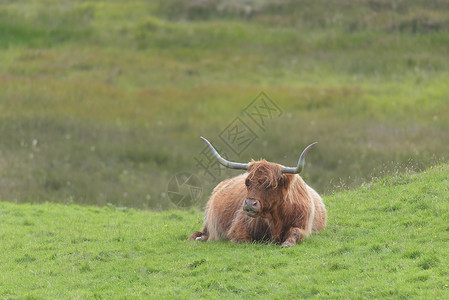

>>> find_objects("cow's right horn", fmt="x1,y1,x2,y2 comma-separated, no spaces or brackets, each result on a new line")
200,136,249,170
281,142,318,174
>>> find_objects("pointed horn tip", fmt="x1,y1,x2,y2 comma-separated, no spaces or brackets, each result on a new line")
199,135,249,170
304,142,318,151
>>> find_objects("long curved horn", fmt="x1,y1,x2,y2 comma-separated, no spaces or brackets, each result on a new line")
200,136,249,170
281,142,318,174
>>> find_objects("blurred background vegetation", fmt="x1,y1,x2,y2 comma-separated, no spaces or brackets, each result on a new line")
0,0,448,209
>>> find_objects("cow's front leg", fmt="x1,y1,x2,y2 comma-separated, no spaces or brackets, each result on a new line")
281,227,307,248
227,213,251,243
189,226,208,241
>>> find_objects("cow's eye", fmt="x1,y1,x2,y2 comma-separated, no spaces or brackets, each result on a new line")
265,186,272,191
245,178,250,186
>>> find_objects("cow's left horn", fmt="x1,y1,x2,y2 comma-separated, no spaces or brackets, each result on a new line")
281,142,318,174
200,136,249,170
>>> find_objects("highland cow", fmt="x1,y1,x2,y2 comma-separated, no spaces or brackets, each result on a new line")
189,137,326,247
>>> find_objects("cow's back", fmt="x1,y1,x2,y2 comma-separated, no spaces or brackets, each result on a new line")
306,185,327,232
205,174,247,240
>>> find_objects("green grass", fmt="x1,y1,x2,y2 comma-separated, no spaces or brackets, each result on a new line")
1,165,449,298
0,0,449,209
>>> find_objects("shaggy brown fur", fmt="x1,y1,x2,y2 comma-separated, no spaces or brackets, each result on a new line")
189,160,327,247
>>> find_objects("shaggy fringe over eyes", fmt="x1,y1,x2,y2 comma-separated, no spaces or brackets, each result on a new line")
247,160,282,189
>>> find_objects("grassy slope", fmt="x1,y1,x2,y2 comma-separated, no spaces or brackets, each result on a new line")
1,165,448,298
1,1,449,209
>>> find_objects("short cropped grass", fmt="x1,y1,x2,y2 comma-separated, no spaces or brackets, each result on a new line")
1,165,448,298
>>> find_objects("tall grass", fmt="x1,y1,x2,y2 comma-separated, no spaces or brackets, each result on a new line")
0,0,448,208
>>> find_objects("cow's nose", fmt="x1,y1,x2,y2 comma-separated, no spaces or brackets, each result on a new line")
244,199,258,210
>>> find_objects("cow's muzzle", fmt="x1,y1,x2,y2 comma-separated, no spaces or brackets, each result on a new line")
243,199,260,217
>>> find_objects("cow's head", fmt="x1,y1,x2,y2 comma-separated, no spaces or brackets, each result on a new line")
243,160,284,217
199,137,317,218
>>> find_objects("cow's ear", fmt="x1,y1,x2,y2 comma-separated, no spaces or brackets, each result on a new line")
280,174,293,189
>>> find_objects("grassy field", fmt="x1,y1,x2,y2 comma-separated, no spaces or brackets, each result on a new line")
1,164,448,298
1,1,449,298
1,1,449,209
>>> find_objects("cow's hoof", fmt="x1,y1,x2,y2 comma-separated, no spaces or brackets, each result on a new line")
231,239,248,244
281,242,294,248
